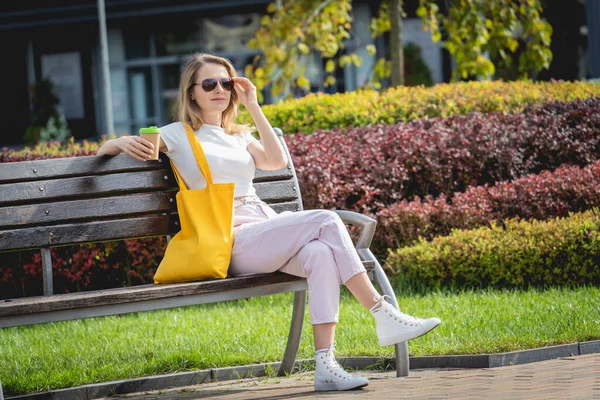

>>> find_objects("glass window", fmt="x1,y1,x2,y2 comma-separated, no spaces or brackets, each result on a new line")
123,29,151,59
159,64,182,124
156,21,204,57
127,67,155,131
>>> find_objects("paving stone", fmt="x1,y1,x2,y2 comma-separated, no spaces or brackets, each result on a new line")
95,353,600,400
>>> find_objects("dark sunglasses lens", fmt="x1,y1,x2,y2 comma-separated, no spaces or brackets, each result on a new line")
221,78,234,91
201,79,218,92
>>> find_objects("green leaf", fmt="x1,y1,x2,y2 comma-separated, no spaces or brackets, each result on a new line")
298,43,310,54
324,75,336,87
296,76,310,91
326,59,336,73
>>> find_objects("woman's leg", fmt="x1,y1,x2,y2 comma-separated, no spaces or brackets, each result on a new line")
231,206,439,376
313,323,336,350
231,209,364,279
345,272,380,309
231,210,369,391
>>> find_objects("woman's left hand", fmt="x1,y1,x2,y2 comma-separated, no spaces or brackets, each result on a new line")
233,77,259,109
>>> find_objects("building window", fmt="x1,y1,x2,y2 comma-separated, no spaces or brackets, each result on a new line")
127,67,155,133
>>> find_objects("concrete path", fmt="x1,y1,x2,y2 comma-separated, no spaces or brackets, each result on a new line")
106,353,600,400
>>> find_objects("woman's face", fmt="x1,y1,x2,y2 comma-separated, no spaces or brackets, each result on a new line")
191,63,233,116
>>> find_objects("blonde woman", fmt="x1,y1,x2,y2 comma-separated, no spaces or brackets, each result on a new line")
97,53,440,392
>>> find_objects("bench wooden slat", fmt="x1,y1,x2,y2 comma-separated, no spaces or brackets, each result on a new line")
0,192,177,229
0,280,310,328
0,154,168,184
254,167,294,182
0,170,177,207
0,168,296,208
0,215,172,251
0,175,299,209
0,261,375,318
0,273,302,317
269,201,301,213
254,180,298,203
0,154,295,185
0,199,302,251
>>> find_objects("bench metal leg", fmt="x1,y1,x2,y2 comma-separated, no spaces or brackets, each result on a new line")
278,290,306,376
1,380,4,400
372,259,410,377
41,248,53,296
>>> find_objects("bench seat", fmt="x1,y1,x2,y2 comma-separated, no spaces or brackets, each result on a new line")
0,262,374,328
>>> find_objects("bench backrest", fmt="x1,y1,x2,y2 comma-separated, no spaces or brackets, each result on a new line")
0,129,303,253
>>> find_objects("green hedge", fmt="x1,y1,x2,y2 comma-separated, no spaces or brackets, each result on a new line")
239,81,600,133
386,209,600,290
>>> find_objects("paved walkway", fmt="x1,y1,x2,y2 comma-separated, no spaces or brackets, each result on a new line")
107,354,600,400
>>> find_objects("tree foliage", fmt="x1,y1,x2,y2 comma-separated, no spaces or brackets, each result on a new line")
417,0,553,80
245,0,553,102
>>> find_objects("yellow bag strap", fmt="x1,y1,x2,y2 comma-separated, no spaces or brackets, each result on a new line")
170,160,188,191
169,123,215,192
183,122,214,186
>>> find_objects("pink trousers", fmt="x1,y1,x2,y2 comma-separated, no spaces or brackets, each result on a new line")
229,196,366,324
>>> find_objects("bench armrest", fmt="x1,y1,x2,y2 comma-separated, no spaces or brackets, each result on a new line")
332,210,377,280
331,210,376,250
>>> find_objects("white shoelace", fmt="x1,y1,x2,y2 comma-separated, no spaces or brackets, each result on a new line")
374,295,424,326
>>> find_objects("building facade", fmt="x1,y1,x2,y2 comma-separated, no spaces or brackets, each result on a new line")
0,0,596,146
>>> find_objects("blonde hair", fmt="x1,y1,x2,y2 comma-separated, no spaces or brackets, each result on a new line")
176,53,254,134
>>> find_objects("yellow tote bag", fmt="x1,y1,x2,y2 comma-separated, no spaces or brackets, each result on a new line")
154,123,235,284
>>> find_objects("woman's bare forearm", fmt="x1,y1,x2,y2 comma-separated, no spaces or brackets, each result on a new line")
97,138,124,156
97,136,155,161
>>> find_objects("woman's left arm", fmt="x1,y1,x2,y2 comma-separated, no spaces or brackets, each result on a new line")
233,77,288,170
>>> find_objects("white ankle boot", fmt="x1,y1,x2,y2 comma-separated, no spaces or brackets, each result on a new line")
314,345,369,391
370,295,441,346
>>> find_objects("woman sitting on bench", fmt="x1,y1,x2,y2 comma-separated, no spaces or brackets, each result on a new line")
97,52,441,392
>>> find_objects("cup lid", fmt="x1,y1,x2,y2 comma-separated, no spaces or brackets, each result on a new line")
139,126,161,134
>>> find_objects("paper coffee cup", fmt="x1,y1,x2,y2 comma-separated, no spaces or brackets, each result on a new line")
139,126,161,160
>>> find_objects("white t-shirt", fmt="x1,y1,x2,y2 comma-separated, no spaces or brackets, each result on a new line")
160,122,258,197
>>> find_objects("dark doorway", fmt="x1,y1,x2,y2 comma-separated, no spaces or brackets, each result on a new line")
33,23,97,141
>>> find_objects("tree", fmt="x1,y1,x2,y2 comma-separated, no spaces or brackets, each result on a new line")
390,0,405,86
245,0,553,102
417,0,553,81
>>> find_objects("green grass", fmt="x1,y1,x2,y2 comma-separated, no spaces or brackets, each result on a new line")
1,286,599,395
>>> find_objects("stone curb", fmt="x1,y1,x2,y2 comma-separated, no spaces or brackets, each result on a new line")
5,340,599,400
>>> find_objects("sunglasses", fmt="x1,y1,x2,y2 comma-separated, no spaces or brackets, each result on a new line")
192,77,235,92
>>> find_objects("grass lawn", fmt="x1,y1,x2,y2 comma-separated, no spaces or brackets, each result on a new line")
1,285,599,395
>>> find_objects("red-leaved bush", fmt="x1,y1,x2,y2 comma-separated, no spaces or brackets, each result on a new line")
373,160,600,259
1,238,165,299
287,97,600,214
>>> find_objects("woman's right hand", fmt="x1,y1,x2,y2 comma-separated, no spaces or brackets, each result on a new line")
115,136,155,161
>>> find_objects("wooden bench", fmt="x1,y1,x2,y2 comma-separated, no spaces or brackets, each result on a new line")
0,129,409,399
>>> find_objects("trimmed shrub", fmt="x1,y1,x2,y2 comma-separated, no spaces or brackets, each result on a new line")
375,160,600,256
287,97,600,214
0,137,105,162
239,80,600,133
385,209,600,290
